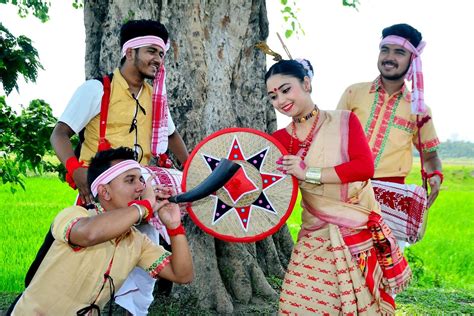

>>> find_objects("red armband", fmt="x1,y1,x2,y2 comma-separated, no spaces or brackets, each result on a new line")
66,156,82,175
65,172,77,189
429,170,444,184
65,157,85,189
167,223,186,237
422,170,444,184
128,199,153,222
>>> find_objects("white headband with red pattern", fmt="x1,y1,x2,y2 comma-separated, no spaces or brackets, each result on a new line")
121,35,169,58
91,160,141,197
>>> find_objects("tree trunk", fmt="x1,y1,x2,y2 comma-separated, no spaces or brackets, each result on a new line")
84,0,293,313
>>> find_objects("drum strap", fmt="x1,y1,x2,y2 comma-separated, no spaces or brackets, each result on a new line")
416,114,431,194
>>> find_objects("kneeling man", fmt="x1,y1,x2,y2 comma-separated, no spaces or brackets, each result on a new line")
11,147,193,315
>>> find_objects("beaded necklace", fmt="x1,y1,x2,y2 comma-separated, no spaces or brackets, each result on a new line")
289,110,320,159
293,105,318,123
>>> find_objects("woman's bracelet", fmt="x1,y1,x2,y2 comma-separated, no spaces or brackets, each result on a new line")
305,167,322,184
130,204,144,226
167,223,186,237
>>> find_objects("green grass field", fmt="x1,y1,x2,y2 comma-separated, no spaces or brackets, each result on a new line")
404,164,474,292
0,175,77,292
0,163,473,313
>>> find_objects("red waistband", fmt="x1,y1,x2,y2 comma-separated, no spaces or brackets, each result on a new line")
373,176,405,184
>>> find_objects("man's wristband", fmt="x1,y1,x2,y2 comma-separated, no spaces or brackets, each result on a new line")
428,170,444,184
305,167,322,184
128,200,153,222
167,223,186,237
66,156,83,175
130,204,144,226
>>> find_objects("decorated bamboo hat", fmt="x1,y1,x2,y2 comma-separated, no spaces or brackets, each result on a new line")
182,127,298,242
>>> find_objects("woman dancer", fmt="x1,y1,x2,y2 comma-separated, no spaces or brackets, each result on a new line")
266,59,411,315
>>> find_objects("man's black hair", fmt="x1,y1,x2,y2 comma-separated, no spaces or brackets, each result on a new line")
120,19,169,48
87,147,137,189
119,19,169,65
382,23,423,47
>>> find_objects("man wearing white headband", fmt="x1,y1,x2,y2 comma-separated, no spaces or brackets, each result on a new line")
11,147,193,315
51,19,188,206
49,19,189,314
337,23,442,249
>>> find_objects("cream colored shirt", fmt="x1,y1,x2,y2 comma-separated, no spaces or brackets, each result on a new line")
12,206,171,315
337,77,440,178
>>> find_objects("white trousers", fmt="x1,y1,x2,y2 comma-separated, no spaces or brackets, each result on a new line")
114,224,160,315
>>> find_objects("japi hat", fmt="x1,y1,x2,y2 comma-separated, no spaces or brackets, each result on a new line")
182,128,298,243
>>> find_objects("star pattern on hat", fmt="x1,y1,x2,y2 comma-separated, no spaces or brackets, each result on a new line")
202,136,284,231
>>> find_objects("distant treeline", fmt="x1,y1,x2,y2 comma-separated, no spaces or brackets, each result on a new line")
414,140,474,159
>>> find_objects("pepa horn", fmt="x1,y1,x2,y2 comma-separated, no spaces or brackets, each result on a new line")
168,158,241,204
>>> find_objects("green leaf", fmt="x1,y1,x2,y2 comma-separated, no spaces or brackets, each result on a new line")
0,97,59,192
278,1,305,39
280,0,288,5
342,0,360,9
72,0,83,9
6,0,51,22
0,22,43,95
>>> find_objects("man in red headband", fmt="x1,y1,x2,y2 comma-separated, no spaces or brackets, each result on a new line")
337,23,443,249
50,19,189,315
10,147,193,315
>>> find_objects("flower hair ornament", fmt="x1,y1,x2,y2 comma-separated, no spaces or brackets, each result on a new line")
294,58,314,80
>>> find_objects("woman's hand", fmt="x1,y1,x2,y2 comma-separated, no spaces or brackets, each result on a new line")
276,155,308,181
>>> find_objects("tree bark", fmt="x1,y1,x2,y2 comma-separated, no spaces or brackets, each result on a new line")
84,0,293,313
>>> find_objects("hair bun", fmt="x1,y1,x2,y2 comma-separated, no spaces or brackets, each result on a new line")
295,58,314,80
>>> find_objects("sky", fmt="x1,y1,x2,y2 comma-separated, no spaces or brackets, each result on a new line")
1,0,473,142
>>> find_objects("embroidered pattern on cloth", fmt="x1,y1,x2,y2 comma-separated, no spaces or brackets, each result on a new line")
143,166,185,244
417,138,441,153
147,251,172,278
63,217,83,252
393,116,416,133
365,91,403,168
372,180,427,243
151,65,169,155
279,225,382,315
366,212,412,293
